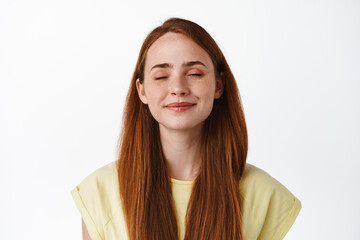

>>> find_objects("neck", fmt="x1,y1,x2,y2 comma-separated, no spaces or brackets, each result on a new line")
159,124,203,181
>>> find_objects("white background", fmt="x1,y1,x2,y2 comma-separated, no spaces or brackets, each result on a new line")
1,0,359,239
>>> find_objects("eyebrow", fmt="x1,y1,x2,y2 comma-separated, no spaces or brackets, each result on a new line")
184,61,207,68
150,61,207,71
150,63,173,71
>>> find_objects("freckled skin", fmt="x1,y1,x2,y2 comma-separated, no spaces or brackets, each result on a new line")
136,32,223,132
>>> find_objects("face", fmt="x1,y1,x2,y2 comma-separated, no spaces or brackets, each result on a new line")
136,32,223,132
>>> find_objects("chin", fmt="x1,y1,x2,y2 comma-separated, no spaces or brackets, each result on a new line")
159,121,204,132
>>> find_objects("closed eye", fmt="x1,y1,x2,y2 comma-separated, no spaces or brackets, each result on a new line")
189,73,203,77
155,76,168,80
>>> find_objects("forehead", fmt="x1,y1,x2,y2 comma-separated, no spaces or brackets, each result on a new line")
144,32,214,71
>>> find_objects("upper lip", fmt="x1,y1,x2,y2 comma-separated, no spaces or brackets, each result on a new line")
166,102,196,107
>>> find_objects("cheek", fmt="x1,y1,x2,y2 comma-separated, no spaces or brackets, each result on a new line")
143,84,165,113
144,84,162,101
196,81,216,100
196,84,216,113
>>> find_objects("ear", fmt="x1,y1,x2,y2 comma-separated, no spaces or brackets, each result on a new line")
214,72,224,99
136,79,148,104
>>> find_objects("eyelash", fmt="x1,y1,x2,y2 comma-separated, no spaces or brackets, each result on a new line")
189,73,203,77
154,73,203,80
155,76,168,80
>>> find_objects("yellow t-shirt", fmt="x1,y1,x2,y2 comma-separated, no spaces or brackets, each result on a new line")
71,162,301,240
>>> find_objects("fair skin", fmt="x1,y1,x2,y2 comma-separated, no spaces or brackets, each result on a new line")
137,32,223,180
82,32,224,238
82,219,91,240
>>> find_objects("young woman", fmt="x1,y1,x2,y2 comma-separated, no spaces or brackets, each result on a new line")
71,18,301,240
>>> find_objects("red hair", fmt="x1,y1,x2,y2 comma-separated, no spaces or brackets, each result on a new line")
117,18,248,239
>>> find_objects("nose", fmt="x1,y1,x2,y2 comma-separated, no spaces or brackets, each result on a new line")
170,75,190,96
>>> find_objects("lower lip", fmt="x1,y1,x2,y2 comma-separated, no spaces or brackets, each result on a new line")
166,105,195,112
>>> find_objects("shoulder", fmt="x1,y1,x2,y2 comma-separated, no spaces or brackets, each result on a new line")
240,164,294,196
240,164,301,240
80,161,119,191
71,161,121,240
74,161,120,207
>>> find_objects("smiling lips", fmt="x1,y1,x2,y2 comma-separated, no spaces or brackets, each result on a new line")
165,102,196,112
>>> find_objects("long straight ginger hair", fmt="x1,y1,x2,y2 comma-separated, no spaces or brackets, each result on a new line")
117,18,248,240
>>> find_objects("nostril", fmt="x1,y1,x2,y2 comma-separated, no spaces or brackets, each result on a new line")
170,87,190,96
